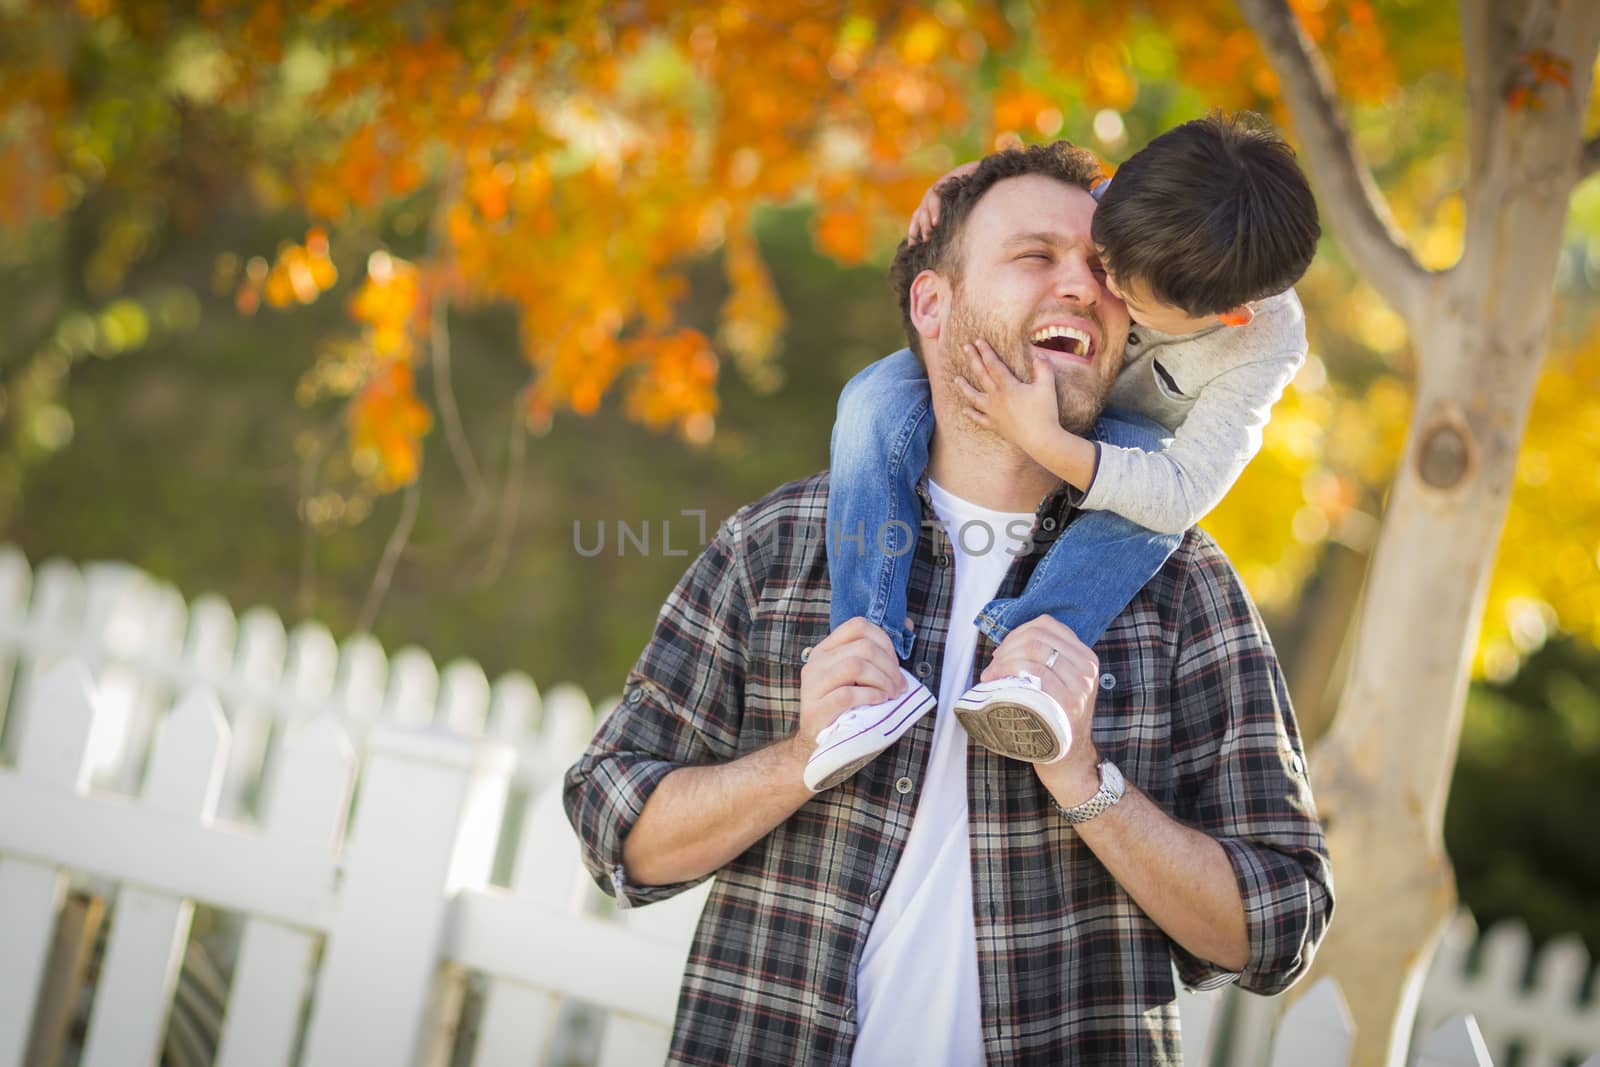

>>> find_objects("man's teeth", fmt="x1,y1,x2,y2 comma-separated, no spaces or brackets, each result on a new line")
1029,325,1091,356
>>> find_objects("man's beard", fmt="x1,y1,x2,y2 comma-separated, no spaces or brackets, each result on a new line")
942,290,1110,437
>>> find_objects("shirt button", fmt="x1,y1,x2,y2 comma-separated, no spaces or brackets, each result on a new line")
1099,672,1116,690
895,776,914,794
914,662,932,679
845,1006,856,1022
800,646,813,663
868,889,882,906
626,687,644,704
937,554,952,567
1128,330,1141,346
1041,516,1057,531
1290,753,1306,776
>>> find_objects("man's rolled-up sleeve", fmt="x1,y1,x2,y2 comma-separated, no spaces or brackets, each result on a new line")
1167,542,1335,996
563,513,753,908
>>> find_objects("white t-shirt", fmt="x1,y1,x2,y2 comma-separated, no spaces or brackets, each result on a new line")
852,479,1034,1067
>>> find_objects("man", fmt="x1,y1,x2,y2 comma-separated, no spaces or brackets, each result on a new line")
564,142,1332,1066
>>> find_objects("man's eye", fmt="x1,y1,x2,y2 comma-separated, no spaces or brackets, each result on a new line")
1020,252,1051,261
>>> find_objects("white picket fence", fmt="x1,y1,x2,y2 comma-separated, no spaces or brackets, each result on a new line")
1223,917,1600,1067
1415,913,1600,1067
0,659,709,1066
0,546,1596,1066
0,549,594,819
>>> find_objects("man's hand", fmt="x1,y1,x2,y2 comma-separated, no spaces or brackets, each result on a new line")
982,616,1103,803
907,160,979,243
622,616,905,885
792,617,906,757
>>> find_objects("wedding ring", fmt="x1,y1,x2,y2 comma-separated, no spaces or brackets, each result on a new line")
1044,647,1060,670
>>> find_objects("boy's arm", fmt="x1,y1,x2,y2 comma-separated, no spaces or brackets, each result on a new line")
1012,426,1099,493
953,336,1300,534
1076,352,1303,534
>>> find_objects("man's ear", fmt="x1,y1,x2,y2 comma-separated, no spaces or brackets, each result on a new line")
1218,304,1255,328
909,269,947,342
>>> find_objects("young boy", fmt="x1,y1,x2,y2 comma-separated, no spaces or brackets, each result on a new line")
804,112,1320,792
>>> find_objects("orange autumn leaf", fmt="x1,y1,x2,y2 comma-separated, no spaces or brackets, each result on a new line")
252,230,339,310
521,384,556,435
570,379,604,416
348,361,432,490
813,208,869,265
1506,49,1574,111
991,74,1057,136
719,225,785,381
1521,49,1573,88
467,163,510,223
348,250,419,362
623,328,719,439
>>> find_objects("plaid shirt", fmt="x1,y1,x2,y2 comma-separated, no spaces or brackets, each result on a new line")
565,472,1332,1066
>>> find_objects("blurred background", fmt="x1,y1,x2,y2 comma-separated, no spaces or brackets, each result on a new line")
2,0,1596,968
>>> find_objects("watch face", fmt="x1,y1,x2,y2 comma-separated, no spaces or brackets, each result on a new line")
1101,760,1125,798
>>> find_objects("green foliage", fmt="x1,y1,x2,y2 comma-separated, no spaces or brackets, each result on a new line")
1448,639,1600,957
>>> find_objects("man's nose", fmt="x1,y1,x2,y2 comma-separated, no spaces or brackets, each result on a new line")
1054,258,1099,305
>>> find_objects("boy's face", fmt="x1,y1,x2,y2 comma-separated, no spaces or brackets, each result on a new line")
1101,269,1222,335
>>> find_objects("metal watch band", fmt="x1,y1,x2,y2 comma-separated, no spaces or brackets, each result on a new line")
1056,760,1122,825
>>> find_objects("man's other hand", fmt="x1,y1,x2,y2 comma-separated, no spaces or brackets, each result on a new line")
793,617,907,755
982,616,1103,787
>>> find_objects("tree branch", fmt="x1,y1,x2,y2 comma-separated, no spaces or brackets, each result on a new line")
473,395,528,588
294,417,345,618
425,169,489,517
1235,0,1432,326
357,473,422,633
1455,0,1502,198
1583,137,1600,182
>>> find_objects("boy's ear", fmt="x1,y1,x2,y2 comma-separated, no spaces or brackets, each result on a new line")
1218,305,1255,328
909,269,947,340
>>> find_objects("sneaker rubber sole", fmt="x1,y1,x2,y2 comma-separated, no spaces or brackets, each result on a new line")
953,679,1070,764
809,752,884,794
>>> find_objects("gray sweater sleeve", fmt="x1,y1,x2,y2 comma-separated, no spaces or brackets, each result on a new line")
1077,351,1304,534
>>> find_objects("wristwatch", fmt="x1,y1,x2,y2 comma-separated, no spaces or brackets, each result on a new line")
1055,759,1125,825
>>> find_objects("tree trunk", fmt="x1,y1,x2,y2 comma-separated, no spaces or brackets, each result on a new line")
1281,538,1370,745
1289,4,1600,1059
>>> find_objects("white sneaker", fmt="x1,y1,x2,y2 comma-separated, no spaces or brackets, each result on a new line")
803,668,937,793
953,673,1071,763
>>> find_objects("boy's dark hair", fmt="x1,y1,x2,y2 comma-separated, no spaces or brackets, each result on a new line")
1091,112,1320,316
889,141,1103,356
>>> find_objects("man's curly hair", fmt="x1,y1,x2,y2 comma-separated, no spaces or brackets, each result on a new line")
889,141,1104,357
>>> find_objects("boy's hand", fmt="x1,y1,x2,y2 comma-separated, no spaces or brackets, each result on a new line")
908,161,979,244
953,340,1062,456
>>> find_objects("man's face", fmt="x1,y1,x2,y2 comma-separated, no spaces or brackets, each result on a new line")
934,174,1129,436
